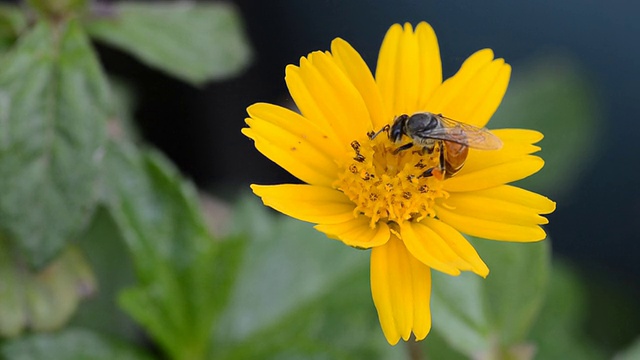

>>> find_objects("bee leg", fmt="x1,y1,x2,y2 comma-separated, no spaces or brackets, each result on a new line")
392,142,414,155
422,144,436,155
435,143,446,180
418,145,446,180
418,167,435,178
368,124,390,140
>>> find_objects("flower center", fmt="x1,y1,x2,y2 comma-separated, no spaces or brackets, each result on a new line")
334,134,449,228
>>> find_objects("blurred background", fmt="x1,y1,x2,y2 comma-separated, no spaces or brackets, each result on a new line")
86,0,639,357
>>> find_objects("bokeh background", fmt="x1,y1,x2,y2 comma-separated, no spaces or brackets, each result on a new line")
92,0,639,355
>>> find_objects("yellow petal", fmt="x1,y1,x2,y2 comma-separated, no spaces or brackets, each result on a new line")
247,102,343,160
435,205,547,242
370,236,432,344
315,217,390,249
470,185,556,214
421,218,489,277
458,129,542,175
244,116,339,179
285,64,340,142
286,52,372,146
376,22,442,118
331,38,388,131
494,128,544,143
375,23,403,120
392,23,420,116
400,221,462,276
441,192,550,226
426,49,494,112
242,129,335,186
427,49,510,128
414,22,442,111
251,184,356,224
443,155,544,192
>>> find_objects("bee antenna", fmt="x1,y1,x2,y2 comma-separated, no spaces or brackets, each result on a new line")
368,125,390,140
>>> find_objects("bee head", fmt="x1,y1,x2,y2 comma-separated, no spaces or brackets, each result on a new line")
390,114,409,142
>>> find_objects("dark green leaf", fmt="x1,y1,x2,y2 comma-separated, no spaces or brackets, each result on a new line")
490,57,600,198
102,141,243,360
211,197,405,359
430,237,550,357
1,328,152,360
0,20,109,266
85,2,252,85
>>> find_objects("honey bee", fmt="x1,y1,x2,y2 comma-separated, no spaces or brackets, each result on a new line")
368,112,502,179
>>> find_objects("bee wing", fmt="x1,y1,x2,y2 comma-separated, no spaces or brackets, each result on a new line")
416,115,503,150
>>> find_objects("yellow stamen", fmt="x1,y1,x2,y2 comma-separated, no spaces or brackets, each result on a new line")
334,133,449,228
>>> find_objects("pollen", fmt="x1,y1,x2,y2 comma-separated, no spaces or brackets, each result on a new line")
334,134,449,228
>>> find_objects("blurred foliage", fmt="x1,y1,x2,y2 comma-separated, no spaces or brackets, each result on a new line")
0,5,27,52
0,240,95,337
0,1,636,359
85,2,252,85
428,238,550,358
0,20,109,267
491,57,601,200
1,328,152,360
615,337,640,360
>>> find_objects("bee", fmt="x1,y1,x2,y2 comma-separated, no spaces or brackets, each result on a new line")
368,112,502,179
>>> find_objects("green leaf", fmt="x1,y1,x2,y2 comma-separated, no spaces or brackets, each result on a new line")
1,328,152,360
0,236,96,338
615,337,640,360
69,206,139,342
0,5,27,52
211,197,406,360
528,261,605,360
490,57,600,198
0,234,27,337
0,20,109,267
102,141,243,360
429,237,550,357
421,330,471,360
85,2,252,85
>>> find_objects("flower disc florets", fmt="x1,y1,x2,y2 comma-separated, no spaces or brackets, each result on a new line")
335,134,449,228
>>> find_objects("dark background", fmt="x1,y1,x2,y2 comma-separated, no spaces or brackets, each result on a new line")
98,0,640,322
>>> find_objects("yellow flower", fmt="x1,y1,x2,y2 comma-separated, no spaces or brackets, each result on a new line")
242,22,555,345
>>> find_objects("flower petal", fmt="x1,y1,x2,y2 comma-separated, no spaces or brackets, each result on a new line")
435,204,548,242
285,51,372,146
470,185,556,214
440,191,550,227
421,218,489,277
400,221,462,276
315,217,389,248
247,102,343,160
331,38,388,131
376,22,442,119
460,129,542,169
251,184,356,224
443,156,544,192
242,128,335,186
458,129,542,175
426,49,510,128
244,105,341,183
370,236,432,344
414,22,442,111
